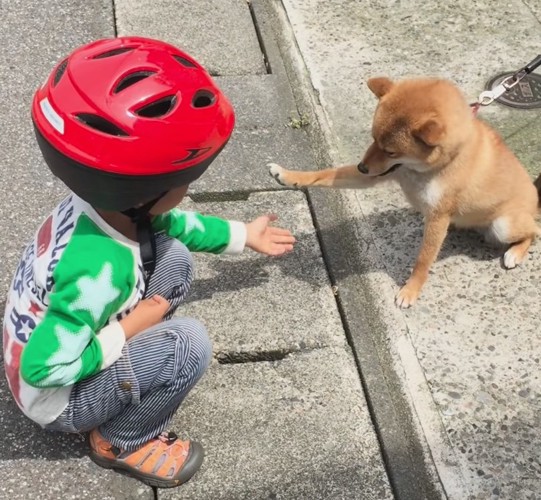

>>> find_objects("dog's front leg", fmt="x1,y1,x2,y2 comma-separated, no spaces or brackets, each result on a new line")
269,163,384,189
396,214,450,308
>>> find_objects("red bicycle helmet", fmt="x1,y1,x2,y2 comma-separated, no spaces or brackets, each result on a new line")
32,36,235,211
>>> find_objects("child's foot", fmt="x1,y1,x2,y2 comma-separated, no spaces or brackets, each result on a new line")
89,429,204,488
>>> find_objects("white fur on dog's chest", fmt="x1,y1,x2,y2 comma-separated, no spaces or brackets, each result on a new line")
398,171,443,213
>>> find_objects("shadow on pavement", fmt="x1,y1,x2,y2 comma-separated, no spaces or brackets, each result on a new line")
186,207,505,304
0,206,504,463
0,366,88,461
316,208,506,287
185,230,328,303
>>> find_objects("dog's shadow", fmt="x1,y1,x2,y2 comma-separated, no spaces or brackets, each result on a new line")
319,206,505,286
184,205,502,303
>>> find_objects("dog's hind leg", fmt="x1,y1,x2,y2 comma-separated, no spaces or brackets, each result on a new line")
504,238,533,269
490,213,541,269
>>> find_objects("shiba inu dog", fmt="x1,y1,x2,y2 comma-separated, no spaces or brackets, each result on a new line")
270,77,540,308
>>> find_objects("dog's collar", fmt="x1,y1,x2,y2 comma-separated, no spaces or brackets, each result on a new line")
469,102,480,117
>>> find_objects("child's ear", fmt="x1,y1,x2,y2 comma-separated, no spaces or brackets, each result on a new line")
367,77,394,99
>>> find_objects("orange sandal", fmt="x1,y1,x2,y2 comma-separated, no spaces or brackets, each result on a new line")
89,429,204,488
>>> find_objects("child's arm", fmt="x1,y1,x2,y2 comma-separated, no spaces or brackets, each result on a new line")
20,294,170,388
19,233,169,389
152,209,245,254
119,295,170,339
152,209,295,256
20,300,124,388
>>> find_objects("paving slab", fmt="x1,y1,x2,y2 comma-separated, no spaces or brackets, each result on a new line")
115,0,266,76
0,457,153,500
163,348,393,500
0,362,154,500
280,0,541,498
188,74,314,196
214,75,297,130
191,127,314,196
179,191,345,356
347,185,541,500
0,1,149,499
0,0,114,297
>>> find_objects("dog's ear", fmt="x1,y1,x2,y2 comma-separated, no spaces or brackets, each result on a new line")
413,118,445,147
367,77,394,98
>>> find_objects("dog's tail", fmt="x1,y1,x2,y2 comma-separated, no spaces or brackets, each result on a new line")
536,173,541,207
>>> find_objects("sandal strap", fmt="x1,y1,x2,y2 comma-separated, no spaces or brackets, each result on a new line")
120,432,190,477
158,431,178,444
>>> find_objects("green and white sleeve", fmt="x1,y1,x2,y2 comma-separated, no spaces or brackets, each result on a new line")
20,216,136,388
153,209,247,254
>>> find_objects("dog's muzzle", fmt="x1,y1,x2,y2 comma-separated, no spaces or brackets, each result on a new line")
357,162,403,176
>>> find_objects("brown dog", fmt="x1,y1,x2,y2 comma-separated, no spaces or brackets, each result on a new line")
270,77,540,308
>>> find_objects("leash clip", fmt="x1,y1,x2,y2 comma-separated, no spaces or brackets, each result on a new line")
477,54,541,107
477,81,508,106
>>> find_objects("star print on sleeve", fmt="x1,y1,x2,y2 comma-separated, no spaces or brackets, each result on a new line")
176,210,206,234
20,259,126,387
152,208,234,254
39,324,91,386
69,262,121,324
17,213,137,390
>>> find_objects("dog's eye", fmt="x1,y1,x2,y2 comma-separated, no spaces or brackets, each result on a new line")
385,151,398,158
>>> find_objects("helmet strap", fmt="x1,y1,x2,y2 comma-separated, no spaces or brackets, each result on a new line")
122,193,166,286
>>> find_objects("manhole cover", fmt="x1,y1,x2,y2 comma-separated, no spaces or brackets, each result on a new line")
486,72,541,109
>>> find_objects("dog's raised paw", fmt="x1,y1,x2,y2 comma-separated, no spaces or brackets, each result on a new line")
268,163,287,186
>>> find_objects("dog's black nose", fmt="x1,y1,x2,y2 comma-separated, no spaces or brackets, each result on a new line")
357,162,368,174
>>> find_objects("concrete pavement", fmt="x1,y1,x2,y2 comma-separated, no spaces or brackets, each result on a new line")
4,0,538,498
274,0,541,499
0,1,393,499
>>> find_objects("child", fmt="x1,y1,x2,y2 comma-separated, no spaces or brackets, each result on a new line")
2,37,295,489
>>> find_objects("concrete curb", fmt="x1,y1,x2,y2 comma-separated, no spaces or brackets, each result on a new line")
252,0,462,498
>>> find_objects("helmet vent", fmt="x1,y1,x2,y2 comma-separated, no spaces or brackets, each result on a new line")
115,71,156,94
172,55,197,68
135,95,177,118
76,113,129,137
94,47,135,59
53,59,68,86
192,90,215,108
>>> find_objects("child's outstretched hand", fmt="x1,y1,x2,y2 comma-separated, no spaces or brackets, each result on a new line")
245,215,296,256
120,295,170,339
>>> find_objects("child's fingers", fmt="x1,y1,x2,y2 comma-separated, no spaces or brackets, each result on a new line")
269,243,294,255
271,234,296,244
270,227,294,237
